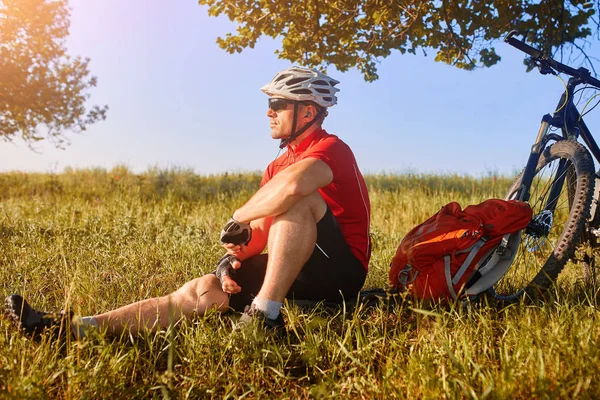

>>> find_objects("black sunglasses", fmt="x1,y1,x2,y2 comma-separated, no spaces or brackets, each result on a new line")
268,98,295,112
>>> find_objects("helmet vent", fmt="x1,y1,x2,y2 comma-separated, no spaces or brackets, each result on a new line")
287,77,310,86
290,89,312,94
274,73,292,83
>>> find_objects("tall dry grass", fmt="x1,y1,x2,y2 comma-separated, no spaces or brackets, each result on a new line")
1,168,598,398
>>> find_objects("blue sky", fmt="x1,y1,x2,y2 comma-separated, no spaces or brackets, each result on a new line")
2,0,600,176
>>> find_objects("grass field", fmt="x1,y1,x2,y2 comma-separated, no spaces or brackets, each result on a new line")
1,168,599,399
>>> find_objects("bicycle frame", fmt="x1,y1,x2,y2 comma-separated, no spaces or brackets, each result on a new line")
508,76,600,221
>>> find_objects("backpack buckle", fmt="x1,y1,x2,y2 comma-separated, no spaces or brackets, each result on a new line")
397,264,418,290
496,233,511,256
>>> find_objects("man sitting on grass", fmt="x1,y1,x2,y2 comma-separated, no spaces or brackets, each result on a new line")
5,66,371,338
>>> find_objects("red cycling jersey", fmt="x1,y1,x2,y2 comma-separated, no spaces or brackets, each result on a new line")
260,128,371,270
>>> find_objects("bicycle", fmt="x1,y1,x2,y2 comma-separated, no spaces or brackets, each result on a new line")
486,31,600,303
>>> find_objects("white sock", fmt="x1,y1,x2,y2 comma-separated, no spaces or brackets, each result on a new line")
251,298,282,320
75,316,99,338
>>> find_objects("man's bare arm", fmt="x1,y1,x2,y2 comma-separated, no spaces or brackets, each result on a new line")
232,158,333,224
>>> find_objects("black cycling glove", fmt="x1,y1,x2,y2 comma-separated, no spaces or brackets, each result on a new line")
215,254,238,285
220,218,252,245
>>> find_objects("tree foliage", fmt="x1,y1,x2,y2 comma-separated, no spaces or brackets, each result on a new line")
199,0,600,81
0,0,107,147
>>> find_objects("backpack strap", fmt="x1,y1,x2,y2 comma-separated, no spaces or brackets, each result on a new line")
452,238,488,285
444,255,458,299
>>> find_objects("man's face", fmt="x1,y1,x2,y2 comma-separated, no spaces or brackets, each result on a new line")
266,96,307,140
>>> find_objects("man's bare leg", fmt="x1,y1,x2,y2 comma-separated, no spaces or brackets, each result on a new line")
93,274,229,336
256,191,327,303
88,192,325,333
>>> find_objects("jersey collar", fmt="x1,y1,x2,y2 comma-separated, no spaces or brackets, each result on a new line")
289,128,326,155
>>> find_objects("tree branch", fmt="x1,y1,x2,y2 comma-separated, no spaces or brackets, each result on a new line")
440,0,477,68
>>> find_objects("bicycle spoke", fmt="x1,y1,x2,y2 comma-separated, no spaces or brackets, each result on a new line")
509,251,526,281
555,182,571,211
542,237,556,254
512,243,526,266
533,160,560,204
535,165,571,212
531,170,555,210
555,194,573,211
524,240,533,276
545,234,559,251
534,247,546,269
530,167,550,207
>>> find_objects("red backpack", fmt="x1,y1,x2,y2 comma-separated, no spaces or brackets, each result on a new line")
389,199,532,300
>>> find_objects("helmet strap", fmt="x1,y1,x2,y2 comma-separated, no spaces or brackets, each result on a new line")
279,104,324,149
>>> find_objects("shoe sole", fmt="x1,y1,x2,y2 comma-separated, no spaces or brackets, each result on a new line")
4,294,26,331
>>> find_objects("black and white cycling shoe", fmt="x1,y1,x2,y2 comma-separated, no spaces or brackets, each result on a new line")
234,304,285,334
5,294,73,341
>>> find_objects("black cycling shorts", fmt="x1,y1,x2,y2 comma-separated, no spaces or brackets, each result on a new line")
226,207,367,312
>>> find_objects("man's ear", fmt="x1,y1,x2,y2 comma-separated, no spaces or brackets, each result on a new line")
304,104,317,119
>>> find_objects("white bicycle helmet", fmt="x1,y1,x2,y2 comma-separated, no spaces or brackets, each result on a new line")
261,66,340,108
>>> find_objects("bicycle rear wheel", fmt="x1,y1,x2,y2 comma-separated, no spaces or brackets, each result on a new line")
489,140,595,303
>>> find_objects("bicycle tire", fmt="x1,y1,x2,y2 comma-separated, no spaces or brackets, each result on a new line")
489,140,595,303
581,176,600,285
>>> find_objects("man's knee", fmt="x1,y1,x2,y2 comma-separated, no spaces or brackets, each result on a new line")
173,274,221,306
279,191,327,222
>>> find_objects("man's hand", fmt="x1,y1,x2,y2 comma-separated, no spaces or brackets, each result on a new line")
215,254,243,294
221,274,241,294
222,243,247,259
220,218,252,246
